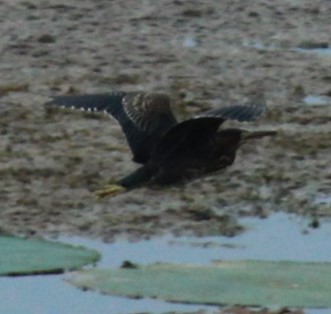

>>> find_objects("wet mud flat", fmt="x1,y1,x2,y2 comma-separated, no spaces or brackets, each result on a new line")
1,0,330,240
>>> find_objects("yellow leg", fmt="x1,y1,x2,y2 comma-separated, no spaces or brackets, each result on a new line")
94,184,126,199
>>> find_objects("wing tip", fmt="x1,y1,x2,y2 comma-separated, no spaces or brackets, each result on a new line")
195,100,267,122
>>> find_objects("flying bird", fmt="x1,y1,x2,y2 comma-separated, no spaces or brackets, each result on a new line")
49,92,276,198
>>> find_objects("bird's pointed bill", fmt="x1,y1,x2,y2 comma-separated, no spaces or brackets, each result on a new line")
241,130,277,140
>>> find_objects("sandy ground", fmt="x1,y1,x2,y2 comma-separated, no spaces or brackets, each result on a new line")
1,0,331,242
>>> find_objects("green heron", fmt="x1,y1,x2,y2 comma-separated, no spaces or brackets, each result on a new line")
49,92,276,198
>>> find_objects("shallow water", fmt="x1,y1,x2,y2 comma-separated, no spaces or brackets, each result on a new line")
303,95,331,106
314,194,331,205
293,47,331,56
1,213,331,314
242,40,277,51
243,40,331,57
183,36,198,48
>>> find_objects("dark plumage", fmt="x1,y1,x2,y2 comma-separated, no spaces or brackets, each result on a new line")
49,92,276,197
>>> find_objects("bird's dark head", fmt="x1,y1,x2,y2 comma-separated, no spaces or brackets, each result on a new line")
216,129,243,147
211,129,244,161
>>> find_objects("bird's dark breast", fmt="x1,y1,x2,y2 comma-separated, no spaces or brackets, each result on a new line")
131,133,160,163
151,139,237,185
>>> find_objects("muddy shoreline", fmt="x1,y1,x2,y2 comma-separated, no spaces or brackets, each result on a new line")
1,0,330,241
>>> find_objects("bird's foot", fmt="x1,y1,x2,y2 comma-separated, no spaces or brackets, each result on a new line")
95,184,126,199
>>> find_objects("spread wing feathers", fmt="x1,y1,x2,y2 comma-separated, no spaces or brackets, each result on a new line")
49,92,177,164
49,93,126,116
196,102,265,122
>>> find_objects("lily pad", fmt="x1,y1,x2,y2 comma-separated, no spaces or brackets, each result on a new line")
0,236,100,276
68,261,331,307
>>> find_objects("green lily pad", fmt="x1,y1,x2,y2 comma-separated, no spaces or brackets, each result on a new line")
0,236,100,276
68,261,331,307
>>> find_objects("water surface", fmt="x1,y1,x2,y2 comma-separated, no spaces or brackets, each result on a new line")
1,213,330,314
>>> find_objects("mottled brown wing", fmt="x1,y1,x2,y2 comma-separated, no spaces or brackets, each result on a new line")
48,92,177,164
122,93,176,135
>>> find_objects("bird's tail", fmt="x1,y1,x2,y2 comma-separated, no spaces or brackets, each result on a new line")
241,130,277,140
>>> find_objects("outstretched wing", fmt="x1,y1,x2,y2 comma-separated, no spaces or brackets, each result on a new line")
152,102,265,162
196,102,265,122
48,92,178,164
